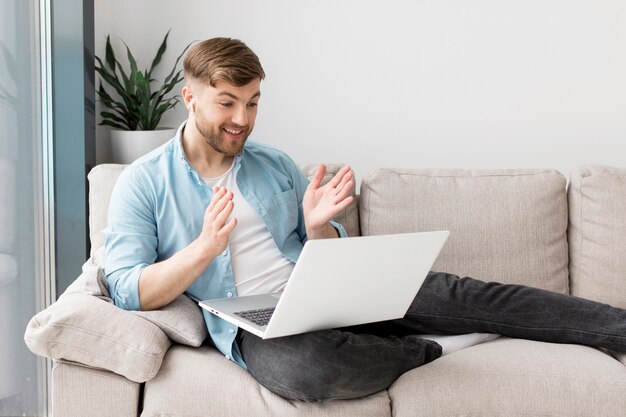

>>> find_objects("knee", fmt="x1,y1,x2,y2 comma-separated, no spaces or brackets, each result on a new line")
245,344,344,402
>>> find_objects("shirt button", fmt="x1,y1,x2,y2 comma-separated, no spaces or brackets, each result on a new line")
227,292,233,298
228,328,235,334
222,250,228,257
225,355,231,360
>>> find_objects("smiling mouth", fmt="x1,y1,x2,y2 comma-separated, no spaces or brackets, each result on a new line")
223,127,243,136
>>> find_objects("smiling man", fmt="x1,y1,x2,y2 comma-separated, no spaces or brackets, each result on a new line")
104,37,355,363
104,37,626,403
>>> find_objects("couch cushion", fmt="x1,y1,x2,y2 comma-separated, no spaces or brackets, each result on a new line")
389,337,626,417
53,361,140,417
88,164,127,257
142,345,391,417
568,165,626,308
360,168,569,292
72,248,208,346
25,290,171,383
24,250,210,382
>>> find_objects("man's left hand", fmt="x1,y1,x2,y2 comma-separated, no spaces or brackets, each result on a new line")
303,165,354,239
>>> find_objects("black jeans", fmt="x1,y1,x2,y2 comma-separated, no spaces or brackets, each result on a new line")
237,271,626,402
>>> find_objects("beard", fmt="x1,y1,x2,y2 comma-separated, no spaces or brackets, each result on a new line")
194,110,252,157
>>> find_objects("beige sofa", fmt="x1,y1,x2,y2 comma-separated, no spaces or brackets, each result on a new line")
25,163,626,417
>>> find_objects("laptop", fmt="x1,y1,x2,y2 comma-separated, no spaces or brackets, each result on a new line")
199,230,449,339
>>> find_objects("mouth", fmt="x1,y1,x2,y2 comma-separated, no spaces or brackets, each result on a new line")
223,127,244,139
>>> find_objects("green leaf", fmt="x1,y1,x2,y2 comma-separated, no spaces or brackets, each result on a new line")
99,119,130,130
95,31,187,131
95,57,131,104
163,42,192,86
104,35,116,71
123,42,139,96
96,85,136,127
100,111,132,130
148,30,170,77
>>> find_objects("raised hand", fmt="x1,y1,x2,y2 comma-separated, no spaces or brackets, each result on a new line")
303,165,354,239
197,186,237,259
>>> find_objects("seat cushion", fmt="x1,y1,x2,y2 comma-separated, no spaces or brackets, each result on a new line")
388,337,626,417
360,168,569,292
142,345,391,417
568,165,626,308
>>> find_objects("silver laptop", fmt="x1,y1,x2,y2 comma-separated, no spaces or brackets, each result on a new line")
199,230,449,339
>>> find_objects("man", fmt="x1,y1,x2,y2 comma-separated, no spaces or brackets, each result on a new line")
105,37,626,402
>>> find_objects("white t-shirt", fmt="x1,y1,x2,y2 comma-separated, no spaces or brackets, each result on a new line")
203,162,295,296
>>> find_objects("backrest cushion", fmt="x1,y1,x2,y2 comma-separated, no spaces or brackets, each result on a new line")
568,166,626,308
360,168,569,293
88,164,126,257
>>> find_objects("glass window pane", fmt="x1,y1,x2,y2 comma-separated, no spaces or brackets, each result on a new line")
0,0,48,415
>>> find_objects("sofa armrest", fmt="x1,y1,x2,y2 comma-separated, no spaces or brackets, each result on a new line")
53,361,140,417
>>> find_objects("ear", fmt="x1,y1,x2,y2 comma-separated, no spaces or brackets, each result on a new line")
181,85,194,112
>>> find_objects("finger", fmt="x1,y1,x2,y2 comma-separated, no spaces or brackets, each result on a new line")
335,169,353,191
334,195,354,213
207,186,227,211
308,164,326,190
214,199,234,227
218,217,238,238
209,190,233,221
335,179,354,202
328,165,351,188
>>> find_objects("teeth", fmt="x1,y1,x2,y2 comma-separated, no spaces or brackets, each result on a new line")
224,128,242,135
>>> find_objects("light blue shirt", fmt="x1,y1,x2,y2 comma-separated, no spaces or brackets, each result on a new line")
104,122,347,368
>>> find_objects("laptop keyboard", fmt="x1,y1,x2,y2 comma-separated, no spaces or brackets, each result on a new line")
234,307,276,326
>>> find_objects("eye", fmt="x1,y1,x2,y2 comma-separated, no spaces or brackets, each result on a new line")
219,102,233,108
247,102,258,108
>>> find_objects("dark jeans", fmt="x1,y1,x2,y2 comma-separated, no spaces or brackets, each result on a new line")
237,271,626,402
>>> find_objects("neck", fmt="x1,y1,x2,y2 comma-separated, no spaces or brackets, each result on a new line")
182,120,235,178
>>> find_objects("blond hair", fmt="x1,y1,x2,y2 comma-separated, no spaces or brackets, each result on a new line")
183,37,265,86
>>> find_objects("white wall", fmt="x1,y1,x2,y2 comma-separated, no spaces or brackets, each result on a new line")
94,0,626,183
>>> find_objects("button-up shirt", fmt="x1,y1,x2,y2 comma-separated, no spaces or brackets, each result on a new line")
103,122,347,367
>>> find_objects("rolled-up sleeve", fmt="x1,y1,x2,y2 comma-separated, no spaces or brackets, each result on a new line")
103,167,157,311
329,220,348,238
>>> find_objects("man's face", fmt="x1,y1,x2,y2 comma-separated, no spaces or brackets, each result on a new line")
192,79,261,156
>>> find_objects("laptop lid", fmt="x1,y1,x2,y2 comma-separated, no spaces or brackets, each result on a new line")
200,230,449,339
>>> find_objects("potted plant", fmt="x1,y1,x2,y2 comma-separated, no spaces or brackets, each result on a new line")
95,31,190,163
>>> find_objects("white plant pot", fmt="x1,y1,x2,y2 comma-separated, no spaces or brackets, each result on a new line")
110,128,177,164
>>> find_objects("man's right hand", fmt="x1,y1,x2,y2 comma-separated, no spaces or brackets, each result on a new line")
137,185,237,311
197,186,238,260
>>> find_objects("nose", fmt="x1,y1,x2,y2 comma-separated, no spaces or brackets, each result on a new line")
232,105,248,127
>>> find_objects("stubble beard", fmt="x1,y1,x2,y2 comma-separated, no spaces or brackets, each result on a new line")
195,113,251,157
